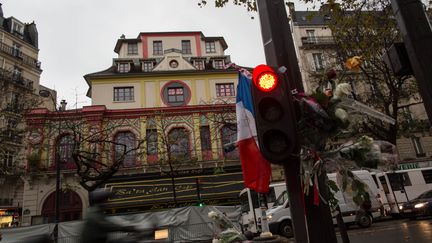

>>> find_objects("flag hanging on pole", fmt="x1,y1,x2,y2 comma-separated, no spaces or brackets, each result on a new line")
236,73,271,193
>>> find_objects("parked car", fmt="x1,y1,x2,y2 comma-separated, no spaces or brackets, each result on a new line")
399,189,432,219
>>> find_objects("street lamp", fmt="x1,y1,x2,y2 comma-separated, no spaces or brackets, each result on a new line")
54,99,67,239
40,90,65,241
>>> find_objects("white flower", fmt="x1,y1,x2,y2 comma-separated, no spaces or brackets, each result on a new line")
334,83,352,99
208,211,219,220
335,108,348,122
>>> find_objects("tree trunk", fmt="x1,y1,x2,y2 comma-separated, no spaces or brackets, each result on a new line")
168,161,178,207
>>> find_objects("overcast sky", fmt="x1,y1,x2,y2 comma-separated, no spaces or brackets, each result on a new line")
2,0,309,109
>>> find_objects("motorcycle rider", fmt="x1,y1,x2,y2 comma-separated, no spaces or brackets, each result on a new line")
80,189,138,243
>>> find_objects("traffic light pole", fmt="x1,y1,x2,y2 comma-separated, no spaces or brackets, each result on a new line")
256,1,337,242
282,163,309,243
390,0,432,122
256,0,304,94
256,1,307,242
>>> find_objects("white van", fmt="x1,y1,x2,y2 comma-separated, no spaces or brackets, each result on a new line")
370,171,391,215
265,170,382,238
239,182,285,233
375,167,432,216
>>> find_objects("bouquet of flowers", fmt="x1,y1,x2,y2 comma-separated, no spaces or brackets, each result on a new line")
208,210,245,243
293,67,400,209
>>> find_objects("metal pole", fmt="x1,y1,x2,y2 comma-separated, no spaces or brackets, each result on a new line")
391,0,432,122
55,100,66,241
303,168,337,243
335,206,350,243
256,1,336,242
55,151,61,222
283,163,309,243
256,1,309,241
256,0,304,93
195,177,202,204
258,193,272,237
54,150,60,241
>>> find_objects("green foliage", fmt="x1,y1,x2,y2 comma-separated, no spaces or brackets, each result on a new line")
398,110,431,137
198,0,257,11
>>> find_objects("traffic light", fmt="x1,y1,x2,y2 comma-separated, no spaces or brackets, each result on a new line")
196,201,205,207
251,64,299,164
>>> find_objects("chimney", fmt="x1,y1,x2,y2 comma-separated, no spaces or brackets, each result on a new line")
0,3,3,18
26,22,38,48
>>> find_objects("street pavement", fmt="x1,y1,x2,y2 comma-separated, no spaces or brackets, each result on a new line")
336,218,432,243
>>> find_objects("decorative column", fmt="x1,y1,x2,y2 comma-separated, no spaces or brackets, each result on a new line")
192,113,202,161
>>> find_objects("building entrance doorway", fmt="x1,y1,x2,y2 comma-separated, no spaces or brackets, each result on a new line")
41,190,82,223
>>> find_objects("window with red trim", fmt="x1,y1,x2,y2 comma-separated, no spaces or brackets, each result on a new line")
216,83,235,97
167,87,185,103
168,128,190,160
58,135,74,164
114,131,136,167
221,124,239,159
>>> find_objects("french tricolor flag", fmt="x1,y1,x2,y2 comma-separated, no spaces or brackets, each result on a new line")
236,73,271,193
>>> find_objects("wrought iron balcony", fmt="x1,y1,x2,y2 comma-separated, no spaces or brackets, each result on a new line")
0,42,42,69
0,67,34,90
300,36,336,48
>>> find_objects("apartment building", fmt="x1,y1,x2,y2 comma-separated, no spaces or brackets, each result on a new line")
0,3,56,228
288,3,432,168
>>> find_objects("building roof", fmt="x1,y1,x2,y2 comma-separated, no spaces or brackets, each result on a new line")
83,65,240,98
114,38,139,53
114,31,228,53
0,4,38,48
293,11,332,26
202,36,228,50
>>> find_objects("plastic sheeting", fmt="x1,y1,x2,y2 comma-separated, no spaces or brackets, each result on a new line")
0,223,55,243
0,206,241,243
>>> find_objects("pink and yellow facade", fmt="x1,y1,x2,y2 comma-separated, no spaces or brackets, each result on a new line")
20,32,274,225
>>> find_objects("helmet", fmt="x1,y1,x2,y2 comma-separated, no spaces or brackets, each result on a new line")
89,188,112,205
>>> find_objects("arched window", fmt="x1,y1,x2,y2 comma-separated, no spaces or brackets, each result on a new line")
41,190,82,223
114,131,136,167
168,128,190,160
221,124,239,159
57,135,75,164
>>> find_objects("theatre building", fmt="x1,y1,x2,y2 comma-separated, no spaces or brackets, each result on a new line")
22,31,283,225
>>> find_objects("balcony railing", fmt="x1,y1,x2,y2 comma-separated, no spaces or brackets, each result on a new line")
0,42,42,69
0,130,23,144
301,36,336,47
0,67,34,90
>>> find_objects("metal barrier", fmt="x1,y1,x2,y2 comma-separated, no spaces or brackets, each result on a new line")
6,222,218,243
168,222,215,242
58,223,216,242
57,235,81,243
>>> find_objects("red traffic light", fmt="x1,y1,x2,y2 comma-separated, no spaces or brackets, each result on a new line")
253,64,278,92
